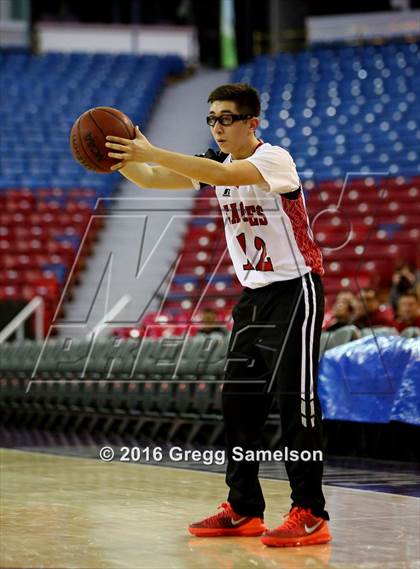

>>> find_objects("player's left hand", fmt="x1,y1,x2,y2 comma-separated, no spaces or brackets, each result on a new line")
106,126,155,170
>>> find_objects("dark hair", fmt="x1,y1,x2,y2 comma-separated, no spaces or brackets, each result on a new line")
207,83,261,117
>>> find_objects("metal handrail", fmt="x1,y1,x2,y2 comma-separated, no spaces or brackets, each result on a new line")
0,297,44,343
88,294,132,339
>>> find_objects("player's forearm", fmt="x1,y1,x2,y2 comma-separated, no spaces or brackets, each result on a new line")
119,160,194,190
152,148,226,186
119,161,154,188
106,129,226,186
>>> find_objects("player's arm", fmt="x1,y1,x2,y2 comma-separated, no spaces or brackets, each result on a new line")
149,148,264,187
106,127,265,187
118,161,195,190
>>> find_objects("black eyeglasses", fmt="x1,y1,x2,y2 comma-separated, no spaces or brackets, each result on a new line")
206,113,253,127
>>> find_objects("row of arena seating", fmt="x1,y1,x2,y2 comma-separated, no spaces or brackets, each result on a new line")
0,188,105,332
232,41,420,180
0,50,185,333
0,52,184,190
5,325,417,377
1,326,417,441
1,336,228,441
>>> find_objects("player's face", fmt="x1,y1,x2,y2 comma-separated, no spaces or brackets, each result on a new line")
208,101,254,154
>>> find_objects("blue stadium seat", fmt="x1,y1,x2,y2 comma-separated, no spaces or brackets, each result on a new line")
0,51,185,193
232,40,419,180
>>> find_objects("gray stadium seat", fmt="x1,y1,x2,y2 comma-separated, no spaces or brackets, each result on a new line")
320,325,360,357
400,327,420,338
361,327,399,337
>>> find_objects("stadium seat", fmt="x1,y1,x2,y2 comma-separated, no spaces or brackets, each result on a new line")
361,327,400,337
400,327,420,338
320,325,361,356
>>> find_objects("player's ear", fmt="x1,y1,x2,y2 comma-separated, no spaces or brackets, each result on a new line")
250,117,259,133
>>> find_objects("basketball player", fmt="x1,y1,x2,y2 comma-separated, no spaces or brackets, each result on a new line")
105,83,331,547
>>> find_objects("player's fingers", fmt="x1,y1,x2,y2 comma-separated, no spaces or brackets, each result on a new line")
105,142,127,151
110,162,124,171
106,135,129,143
108,152,129,159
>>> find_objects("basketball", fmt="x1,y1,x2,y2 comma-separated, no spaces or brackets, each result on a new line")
70,106,135,173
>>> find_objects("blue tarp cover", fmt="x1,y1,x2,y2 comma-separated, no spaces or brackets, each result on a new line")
319,336,420,426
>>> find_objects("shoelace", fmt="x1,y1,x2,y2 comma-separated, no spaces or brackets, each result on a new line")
217,502,233,518
279,507,308,531
202,502,233,527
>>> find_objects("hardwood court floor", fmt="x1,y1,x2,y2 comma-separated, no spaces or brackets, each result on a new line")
1,448,419,569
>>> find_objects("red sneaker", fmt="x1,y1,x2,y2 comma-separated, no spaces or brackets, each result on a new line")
188,502,267,537
261,506,332,547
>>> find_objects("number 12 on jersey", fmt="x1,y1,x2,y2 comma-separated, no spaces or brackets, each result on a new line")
236,233,274,271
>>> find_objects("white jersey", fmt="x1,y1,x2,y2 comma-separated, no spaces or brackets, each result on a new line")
196,142,323,289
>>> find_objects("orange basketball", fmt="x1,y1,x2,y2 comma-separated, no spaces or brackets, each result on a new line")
70,106,135,173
